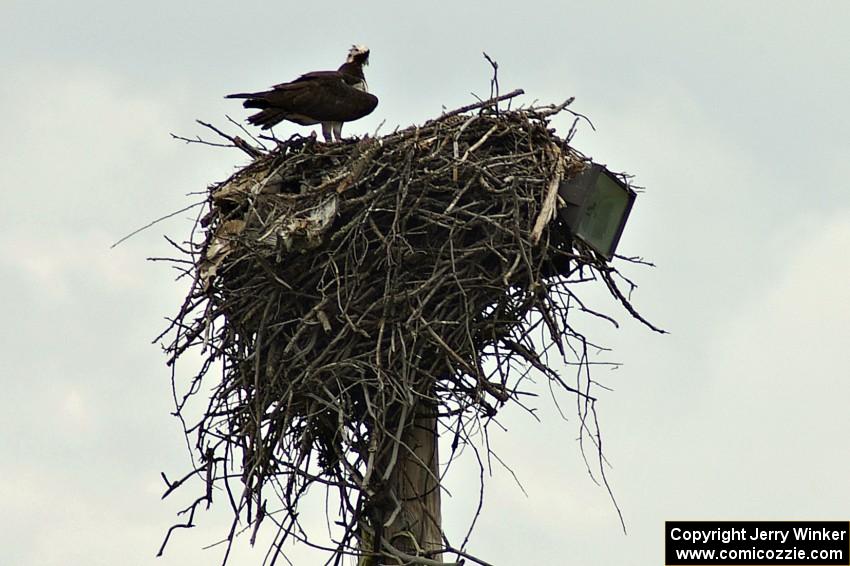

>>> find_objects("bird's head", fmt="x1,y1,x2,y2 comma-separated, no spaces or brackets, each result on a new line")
346,44,370,66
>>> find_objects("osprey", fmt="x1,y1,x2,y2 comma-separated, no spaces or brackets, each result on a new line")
227,45,378,142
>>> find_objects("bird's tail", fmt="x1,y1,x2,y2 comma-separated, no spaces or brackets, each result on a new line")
225,92,271,110
246,109,289,129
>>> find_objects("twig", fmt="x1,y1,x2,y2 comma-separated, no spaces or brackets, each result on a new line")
196,119,264,158
482,52,500,110
110,201,204,248
529,145,564,244
437,89,524,121
536,97,575,117
226,114,268,151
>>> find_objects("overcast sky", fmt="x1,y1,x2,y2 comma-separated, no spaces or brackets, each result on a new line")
2,1,849,565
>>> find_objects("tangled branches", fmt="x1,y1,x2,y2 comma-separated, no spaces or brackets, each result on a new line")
159,94,654,566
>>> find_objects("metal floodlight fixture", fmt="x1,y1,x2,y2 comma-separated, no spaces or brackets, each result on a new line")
558,163,637,260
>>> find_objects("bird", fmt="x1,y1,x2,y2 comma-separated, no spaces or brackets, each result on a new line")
226,45,378,142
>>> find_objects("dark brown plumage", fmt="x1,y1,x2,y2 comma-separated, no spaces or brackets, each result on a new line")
226,45,378,142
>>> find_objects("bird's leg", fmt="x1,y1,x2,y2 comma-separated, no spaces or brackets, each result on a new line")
332,122,343,142
321,122,334,142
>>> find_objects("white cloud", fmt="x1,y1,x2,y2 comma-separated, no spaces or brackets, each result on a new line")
709,212,850,392
60,388,94,430
0,63,229,241
0,231,144,302
664,213,850,515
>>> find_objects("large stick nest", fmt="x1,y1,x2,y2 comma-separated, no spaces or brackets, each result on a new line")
160,94,652,565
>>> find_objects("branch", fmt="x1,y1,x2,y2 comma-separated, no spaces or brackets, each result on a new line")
196,119,264,158
110,201,204,249
437,89,525,121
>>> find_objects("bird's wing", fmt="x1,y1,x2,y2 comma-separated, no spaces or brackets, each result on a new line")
278,70,340,87
226,74,378,129
276,70,363,89
225,71,338,99
263,76,378,122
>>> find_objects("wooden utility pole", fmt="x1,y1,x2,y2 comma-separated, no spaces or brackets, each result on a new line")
361,407,442,565
387,409,442,558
